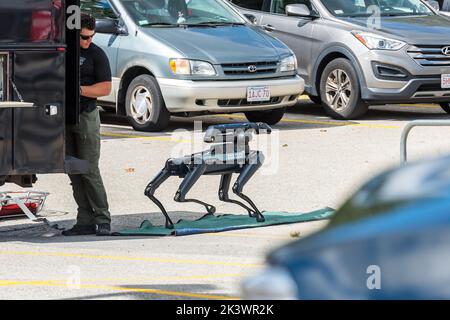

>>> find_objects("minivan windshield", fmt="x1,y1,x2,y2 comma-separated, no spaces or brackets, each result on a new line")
320,0,433,17
120,0,245,27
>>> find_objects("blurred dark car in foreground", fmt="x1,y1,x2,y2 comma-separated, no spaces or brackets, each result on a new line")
242,155,450,299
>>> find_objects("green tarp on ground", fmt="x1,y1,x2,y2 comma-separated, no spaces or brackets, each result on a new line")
116,207,335,236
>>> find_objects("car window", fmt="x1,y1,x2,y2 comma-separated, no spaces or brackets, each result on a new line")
271,0,314,14
80,0,118,19
119,0,245,26
230,0,265,10
321,0,433,17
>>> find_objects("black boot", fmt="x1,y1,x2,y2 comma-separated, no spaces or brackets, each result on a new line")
96,223,111,236
62,224,96,236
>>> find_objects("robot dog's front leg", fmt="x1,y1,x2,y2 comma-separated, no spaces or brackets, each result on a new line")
232,151,266,222
144,168,174,229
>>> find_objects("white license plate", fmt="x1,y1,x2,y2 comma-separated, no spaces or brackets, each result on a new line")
247,86,270,102
442,74,450,89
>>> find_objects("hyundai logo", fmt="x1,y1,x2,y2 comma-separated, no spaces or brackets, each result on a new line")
442,46,450,56
248,65,257,73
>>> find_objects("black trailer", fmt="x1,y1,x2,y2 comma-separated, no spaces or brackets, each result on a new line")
0,0,86,188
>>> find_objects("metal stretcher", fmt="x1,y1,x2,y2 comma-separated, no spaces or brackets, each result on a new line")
0,191,48,220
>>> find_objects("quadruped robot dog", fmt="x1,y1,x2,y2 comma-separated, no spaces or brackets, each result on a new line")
145,122,271,229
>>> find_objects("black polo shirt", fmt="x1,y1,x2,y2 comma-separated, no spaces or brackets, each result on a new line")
80,43,111,113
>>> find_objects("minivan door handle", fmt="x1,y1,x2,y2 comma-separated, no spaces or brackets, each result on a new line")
261,24,276,32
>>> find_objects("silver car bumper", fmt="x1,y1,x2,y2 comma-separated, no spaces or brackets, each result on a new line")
158,76,305,113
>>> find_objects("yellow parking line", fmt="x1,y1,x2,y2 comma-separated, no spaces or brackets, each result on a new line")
102,110,400,143
212,114,400,129
283,118,399,129
399,104,439,108
0,250,262,269
0,280,238,300
71,273,246,283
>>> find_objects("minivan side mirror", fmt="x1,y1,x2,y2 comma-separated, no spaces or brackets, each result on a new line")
286,4,315,17
96,19,124,34
244,13,258,24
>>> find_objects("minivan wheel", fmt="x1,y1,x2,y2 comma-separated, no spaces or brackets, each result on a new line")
125,74,170,132
244,107,286,125
320,58,368,119
440,102,450,114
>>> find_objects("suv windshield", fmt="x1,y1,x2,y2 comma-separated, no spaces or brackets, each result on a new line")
120,0,245,26
320,0,433,17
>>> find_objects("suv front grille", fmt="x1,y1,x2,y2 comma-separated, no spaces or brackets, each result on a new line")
221,61,278,76
407,45,450,67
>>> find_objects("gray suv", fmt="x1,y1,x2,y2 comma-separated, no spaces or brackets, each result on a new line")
81,0,304,131
231,0,450,119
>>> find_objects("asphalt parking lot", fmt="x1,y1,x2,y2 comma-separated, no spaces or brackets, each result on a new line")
2,97,450,300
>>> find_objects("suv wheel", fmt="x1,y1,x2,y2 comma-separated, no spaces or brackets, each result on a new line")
320,58,368,119
125,74,170,132
244,108,286,125
440,102,450,114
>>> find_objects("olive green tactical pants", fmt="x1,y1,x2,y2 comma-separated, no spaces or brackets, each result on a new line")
66,108,111,226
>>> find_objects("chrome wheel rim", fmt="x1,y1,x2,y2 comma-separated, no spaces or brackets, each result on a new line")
130,86,153,125
325,69,352,112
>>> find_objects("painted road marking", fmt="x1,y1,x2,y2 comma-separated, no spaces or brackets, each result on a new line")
299,95,439,108
212,114,400,129
0,250,262,268
101,115,400,141
0,280,238,300
62,273,246,283
399,104,439,108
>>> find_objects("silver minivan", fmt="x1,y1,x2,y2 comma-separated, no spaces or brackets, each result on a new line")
80,0,305,131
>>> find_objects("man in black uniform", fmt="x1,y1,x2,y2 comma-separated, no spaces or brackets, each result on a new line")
63,13,112,236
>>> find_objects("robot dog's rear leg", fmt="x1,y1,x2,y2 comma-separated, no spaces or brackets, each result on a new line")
144,169,175,229
174,163,216,215
232,151,265,222
219,173,256,217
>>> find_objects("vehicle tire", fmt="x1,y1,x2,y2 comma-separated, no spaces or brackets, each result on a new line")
125,74,170,132
319,58,368,120
244,107,286,125
440,102,450,114
308,95,322,105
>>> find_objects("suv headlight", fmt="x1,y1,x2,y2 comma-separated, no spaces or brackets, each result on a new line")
169,59,216,76
280,55,297,72
352,32,406,51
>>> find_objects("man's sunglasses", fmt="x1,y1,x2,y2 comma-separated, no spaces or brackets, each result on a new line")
80,34,95,40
